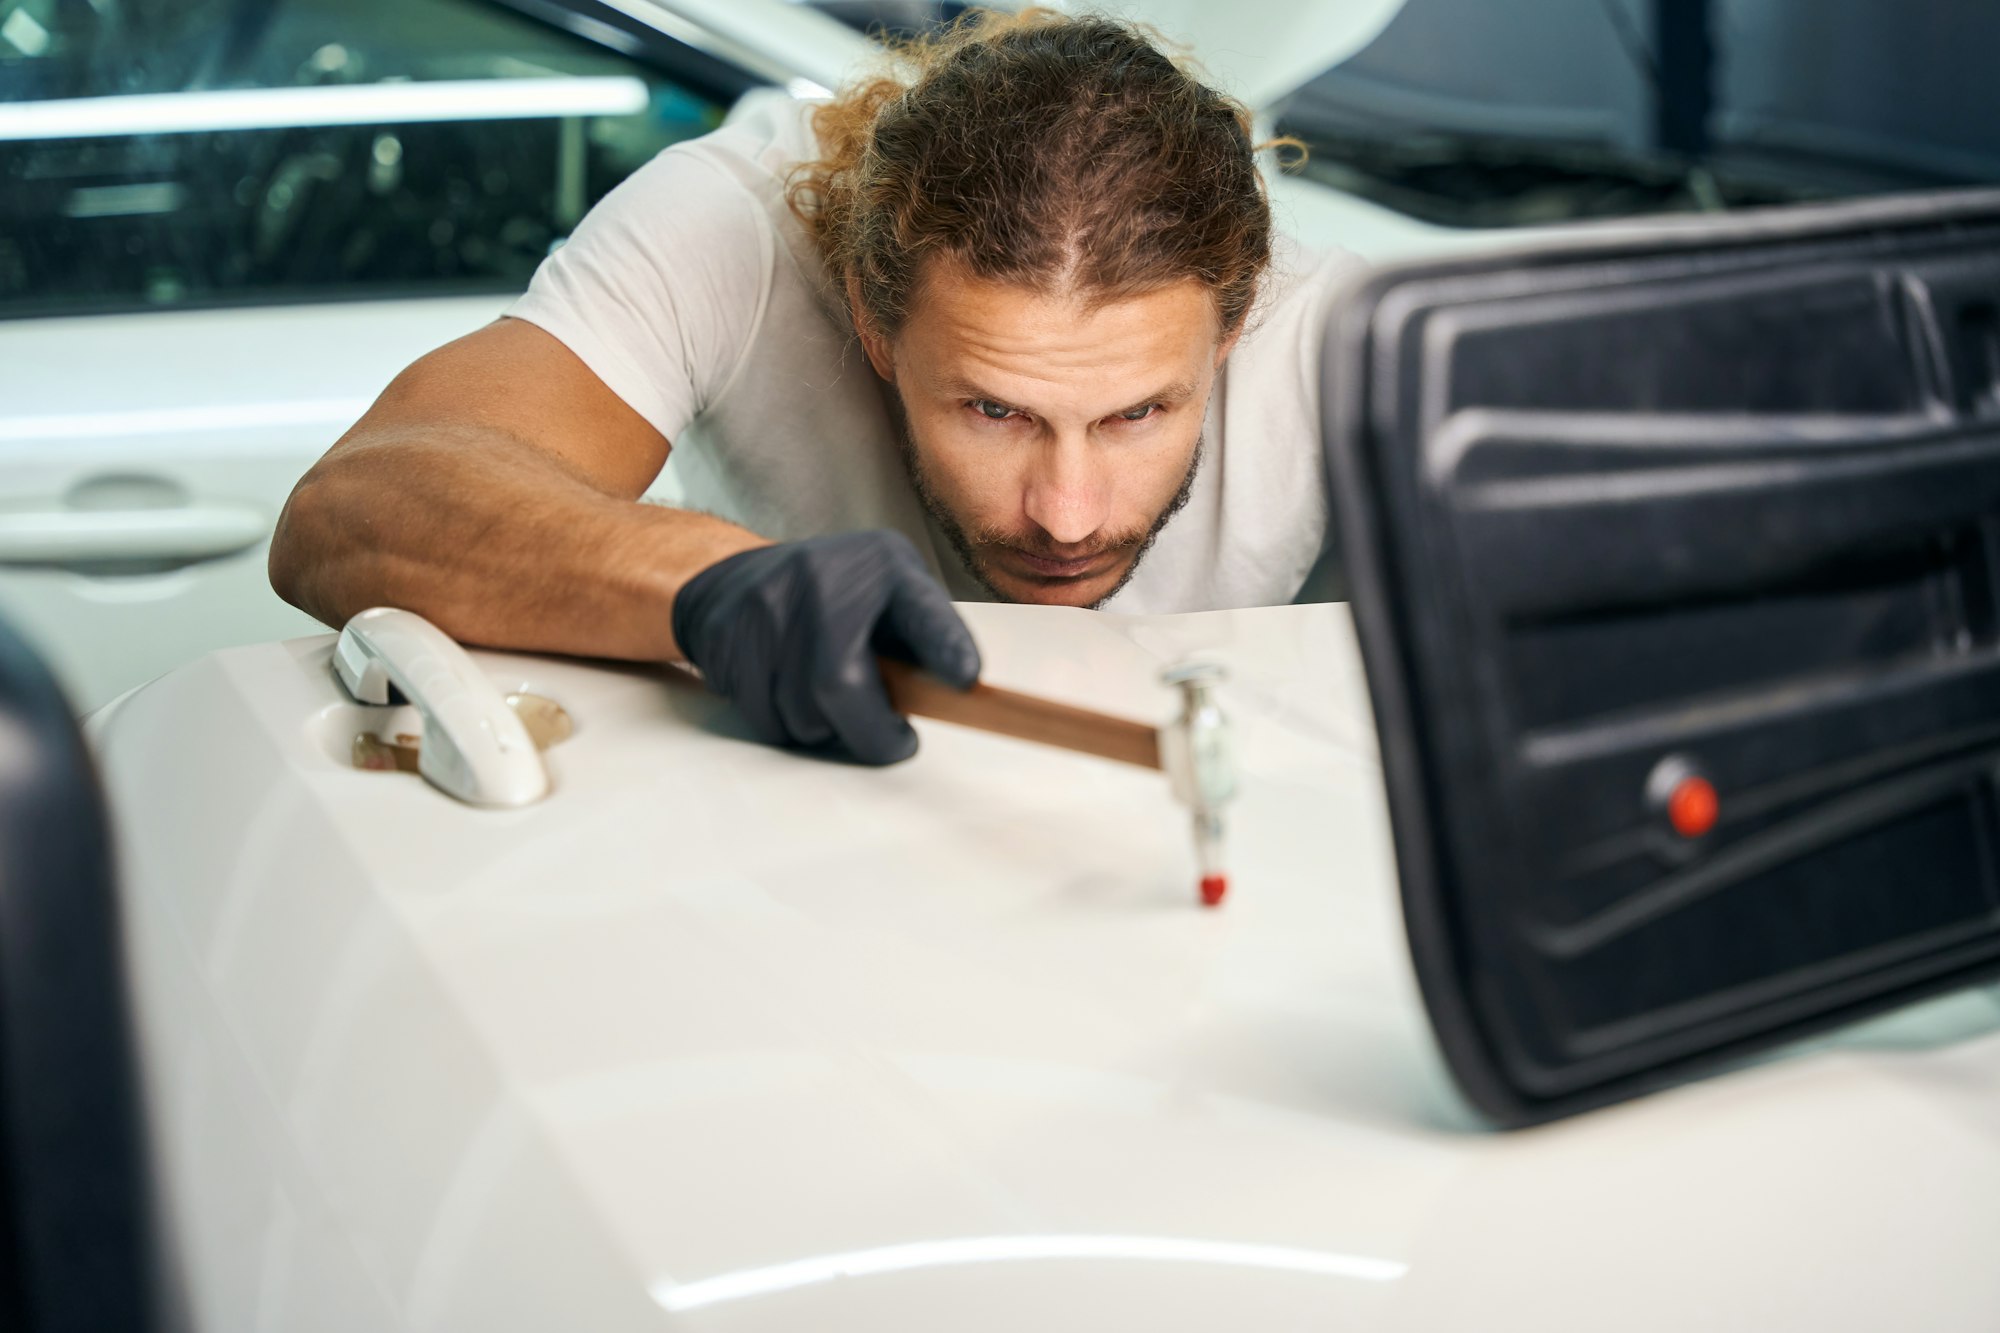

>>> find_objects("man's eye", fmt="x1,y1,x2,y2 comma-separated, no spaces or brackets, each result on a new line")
971,400,1016,422
1119,404,1160,422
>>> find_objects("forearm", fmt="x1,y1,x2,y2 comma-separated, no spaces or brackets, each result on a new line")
270,423,766,662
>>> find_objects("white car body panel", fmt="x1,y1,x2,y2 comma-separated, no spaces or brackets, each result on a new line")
1266,170,1523,262
637,0,878,94
0,297,510,711
92,602,2000,1330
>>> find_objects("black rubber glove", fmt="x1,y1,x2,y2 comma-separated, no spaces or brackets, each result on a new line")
671,531,981,765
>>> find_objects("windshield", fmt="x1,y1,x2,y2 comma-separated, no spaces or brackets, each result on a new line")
1276,0,2000,228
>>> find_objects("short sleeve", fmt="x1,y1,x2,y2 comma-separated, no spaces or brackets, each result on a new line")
504,143,775,443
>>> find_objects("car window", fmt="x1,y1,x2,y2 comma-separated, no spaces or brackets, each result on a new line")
1277,0,2000,229
0,0,741,318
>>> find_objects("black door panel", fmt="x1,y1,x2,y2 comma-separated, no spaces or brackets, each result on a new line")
1327,191,2000,1124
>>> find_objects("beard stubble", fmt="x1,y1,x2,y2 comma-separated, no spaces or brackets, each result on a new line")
889,391,1205,609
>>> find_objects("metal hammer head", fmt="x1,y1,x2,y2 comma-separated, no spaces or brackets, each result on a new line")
1159,661,1236,905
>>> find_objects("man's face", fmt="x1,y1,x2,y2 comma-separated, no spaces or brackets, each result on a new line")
856,263,1237,608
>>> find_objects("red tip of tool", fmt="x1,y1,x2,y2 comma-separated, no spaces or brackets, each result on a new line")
1199,875,1228,908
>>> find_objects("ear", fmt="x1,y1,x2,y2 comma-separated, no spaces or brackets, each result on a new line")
847,273,897,383
1214,319,1246,368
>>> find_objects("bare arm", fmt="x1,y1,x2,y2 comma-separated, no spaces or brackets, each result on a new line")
269,317,765,662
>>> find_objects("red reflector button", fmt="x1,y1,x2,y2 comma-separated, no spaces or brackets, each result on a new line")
1666,775,1719,840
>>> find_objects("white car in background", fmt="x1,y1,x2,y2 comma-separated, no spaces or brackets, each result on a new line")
0,0,865,712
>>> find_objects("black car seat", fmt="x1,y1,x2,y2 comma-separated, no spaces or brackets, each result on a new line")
0,618,153,1332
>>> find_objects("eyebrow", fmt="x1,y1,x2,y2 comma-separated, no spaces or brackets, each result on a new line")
941,377,1201,417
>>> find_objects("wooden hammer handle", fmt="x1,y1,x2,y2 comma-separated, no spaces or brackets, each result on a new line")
880,659,1163,771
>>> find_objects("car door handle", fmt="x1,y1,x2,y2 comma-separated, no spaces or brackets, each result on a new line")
334,606,550,809
0,503,268,571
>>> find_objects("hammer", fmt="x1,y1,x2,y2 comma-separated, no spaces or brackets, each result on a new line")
880,659,1238,906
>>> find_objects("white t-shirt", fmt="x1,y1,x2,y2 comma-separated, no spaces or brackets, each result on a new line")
506,92,1360,613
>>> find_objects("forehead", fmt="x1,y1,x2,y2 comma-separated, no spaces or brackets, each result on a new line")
896,262,1221,395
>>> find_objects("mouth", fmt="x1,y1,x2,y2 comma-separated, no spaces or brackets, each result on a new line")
1000,548,1116,582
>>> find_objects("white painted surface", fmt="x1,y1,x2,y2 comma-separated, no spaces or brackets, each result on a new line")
643,0,879,94
0,297,514,712
94,602,2000,1330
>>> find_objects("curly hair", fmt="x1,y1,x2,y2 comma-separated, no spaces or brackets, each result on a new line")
788,8,1287,341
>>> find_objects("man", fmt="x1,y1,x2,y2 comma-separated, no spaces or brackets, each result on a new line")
269,10,1354,765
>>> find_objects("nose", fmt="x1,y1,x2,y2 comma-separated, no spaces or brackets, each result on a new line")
1021,435,1110,548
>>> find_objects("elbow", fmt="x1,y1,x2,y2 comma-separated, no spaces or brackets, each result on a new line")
268,468,342,628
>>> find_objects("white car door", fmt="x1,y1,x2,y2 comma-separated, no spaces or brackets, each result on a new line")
0,0,796,712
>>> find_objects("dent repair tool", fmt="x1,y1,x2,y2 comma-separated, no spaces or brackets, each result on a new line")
880,659,1238,906
1157,663,1236,906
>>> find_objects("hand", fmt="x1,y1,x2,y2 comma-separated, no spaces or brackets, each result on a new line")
670,531,981,764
